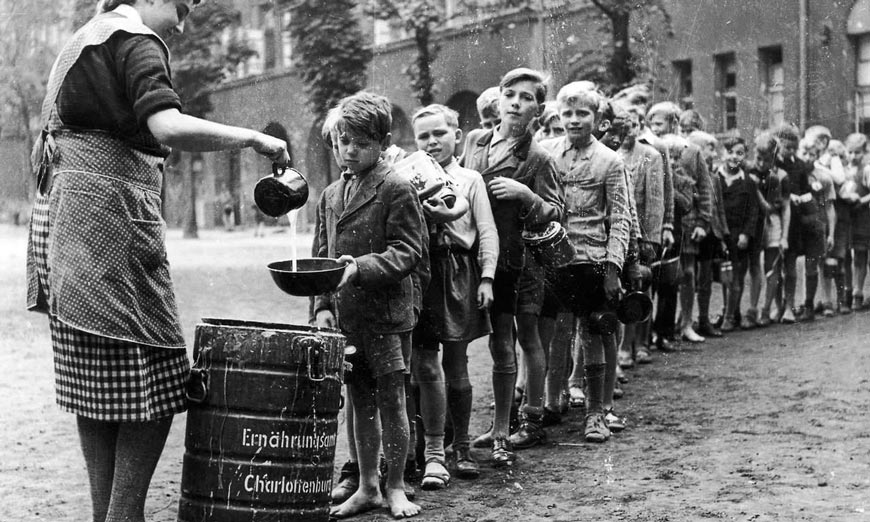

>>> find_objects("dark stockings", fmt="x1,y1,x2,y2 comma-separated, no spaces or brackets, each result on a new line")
77,415,173,522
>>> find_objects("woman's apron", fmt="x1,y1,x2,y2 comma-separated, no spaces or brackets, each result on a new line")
26,13,185,349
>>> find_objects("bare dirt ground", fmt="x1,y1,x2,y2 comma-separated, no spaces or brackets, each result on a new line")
2,223,870,522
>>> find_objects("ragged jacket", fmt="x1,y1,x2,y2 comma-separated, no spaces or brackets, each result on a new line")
461,128,564,271
541,136,632,270
312,160,425,334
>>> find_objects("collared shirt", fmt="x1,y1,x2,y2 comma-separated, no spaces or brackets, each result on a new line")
541,136,631,269
488,126,521,166
721,167,745,187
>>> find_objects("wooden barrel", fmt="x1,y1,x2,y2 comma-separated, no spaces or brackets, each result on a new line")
177,318,346,522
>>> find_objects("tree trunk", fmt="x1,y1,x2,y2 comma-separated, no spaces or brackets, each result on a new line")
183,153,199,239
17,91,36,202
609,10,633,88
415,26,434,106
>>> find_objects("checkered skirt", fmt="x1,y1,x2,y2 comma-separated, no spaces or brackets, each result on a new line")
32,198,189,422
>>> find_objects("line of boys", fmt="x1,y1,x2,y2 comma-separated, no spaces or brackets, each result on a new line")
310,69,870,520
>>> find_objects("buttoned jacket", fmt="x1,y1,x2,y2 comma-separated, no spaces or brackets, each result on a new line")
313,161,424,334
541,136,632,270
461,128,564,270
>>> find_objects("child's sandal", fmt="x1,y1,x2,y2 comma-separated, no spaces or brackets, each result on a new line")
420,458,450,490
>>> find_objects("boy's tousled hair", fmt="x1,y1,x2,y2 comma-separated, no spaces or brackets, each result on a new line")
500,67,548,104
754,131,779,156
335,91,392,142
646,101,681,125
556,81,603,113
321,106,341,147
538,101,560,128
721,135,746,151
687,130,717,149
828,139,847,161
805,124,832,141
412,104,460,129
679,109,706,133
772,123,800,143
845,132,868,151
476,87,500,119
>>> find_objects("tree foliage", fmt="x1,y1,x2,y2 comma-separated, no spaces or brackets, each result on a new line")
167,1,255,118
369,0,443,106
584,0,671,91
0,0,68,198
284,0,372,118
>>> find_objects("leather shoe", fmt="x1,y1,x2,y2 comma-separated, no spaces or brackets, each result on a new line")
696,319,722,338
654,334,675,352
680,327,705,343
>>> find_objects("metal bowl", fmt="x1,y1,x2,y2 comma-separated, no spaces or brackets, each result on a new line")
268,258,346,296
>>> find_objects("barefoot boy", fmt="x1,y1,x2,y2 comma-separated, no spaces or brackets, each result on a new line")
461,68,563,466
313,92,424,519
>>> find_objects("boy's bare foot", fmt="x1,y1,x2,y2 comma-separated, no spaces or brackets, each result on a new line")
385,487,421,519
329,489,384,519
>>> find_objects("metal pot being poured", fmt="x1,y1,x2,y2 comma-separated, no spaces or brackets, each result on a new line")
253,164,309,218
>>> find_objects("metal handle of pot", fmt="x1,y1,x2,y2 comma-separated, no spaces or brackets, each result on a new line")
185,368,209,404
272,163,286,176
297,336,326,382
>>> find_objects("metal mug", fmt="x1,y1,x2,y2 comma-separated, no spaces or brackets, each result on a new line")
393,150,457,208
253,165,309,218
522,222,576,273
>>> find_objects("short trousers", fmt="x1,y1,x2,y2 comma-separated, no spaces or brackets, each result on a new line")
852,205,870,248
549,263,608,315
342,331,411,388
697,234,724,262
491,267,523,316
801,224,826,259
516,257,545,316
418,248,491,342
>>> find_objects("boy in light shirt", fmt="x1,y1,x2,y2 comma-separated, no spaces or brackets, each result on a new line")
410,104,498,486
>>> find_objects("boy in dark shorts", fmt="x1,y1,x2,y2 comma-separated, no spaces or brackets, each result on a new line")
313,92,425,519
774,123,813,323
410,104,498,486
543,82,631,443
717,137,760,331
462,68,563,466
793,137,836,321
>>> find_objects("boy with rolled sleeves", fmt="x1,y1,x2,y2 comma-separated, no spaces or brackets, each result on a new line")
313,92,425,519
461,67,563,465
543,83,631,443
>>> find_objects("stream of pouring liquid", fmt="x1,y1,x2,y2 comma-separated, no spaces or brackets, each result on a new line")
289,209,298,272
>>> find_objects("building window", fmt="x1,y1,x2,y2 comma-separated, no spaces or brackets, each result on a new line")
281,10,293,68
673,60,693,109
760,46,784,127
715,52,737,132
857,34,870,132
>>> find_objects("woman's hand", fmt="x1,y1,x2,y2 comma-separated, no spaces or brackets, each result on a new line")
253,133,290,165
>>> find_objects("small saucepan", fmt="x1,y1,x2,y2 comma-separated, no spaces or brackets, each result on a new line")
254,164,309,218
